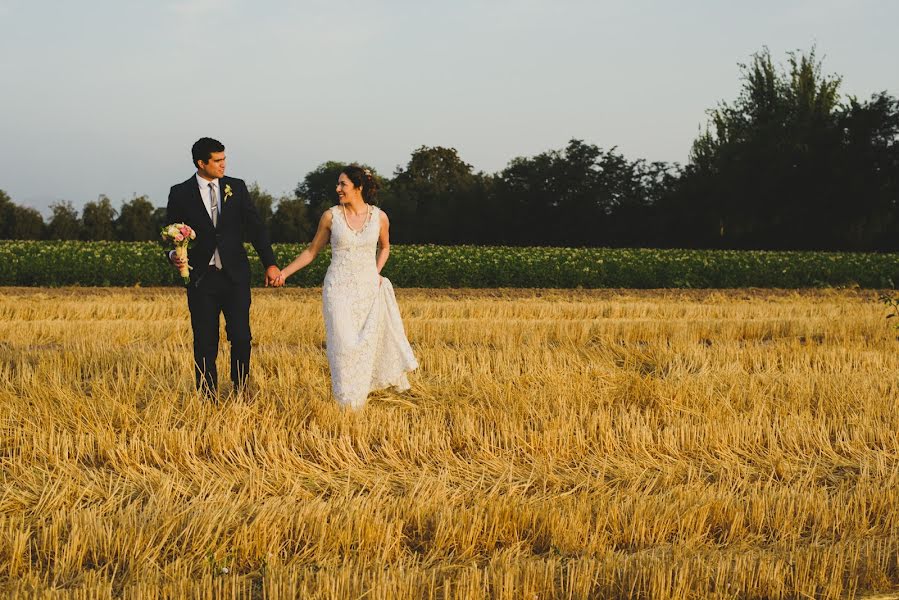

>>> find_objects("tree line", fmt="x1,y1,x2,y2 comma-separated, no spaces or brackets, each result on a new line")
2,48,897,251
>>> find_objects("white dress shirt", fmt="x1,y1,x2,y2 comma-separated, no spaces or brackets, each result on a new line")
196,174,220,221
196,173,221,267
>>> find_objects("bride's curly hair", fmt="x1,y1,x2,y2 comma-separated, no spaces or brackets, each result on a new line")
341,164,379,203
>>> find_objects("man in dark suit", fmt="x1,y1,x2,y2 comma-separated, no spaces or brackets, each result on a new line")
167,137,280,399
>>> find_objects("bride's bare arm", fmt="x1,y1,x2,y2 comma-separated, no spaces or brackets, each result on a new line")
376,211,390,275
278,211,333,283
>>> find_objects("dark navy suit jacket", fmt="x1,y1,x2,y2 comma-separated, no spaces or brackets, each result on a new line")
166,175,276,285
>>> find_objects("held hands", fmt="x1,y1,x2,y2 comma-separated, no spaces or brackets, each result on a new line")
265,265,283,287
267,270,377,289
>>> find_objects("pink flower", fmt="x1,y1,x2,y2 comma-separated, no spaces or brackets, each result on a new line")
175,234,184,242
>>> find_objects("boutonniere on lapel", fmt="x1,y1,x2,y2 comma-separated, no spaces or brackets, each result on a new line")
223,184,233,203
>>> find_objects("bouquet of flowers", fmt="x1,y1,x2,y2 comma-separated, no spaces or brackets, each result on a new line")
161,223,196,283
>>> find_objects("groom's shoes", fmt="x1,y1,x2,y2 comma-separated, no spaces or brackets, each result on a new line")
194,358,219,403
229,378,251,403
196,372,218,403
199,384,219,404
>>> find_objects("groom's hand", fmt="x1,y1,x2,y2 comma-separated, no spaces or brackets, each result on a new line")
168,250,186,269
265,265,282,287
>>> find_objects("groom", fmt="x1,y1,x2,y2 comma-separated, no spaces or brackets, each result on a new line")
167,137,280,400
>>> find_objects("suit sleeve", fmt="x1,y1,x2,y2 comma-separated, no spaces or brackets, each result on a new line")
166,185,184,225
163,185,182,260
239,180,277,268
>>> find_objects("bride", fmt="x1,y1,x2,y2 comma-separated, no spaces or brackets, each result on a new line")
275,165,418,409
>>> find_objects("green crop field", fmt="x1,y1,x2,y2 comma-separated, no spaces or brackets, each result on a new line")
0,241,897,288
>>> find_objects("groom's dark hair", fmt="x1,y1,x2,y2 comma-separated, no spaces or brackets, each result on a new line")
192,137,225,168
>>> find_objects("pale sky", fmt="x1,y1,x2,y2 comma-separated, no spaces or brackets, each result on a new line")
1,0,897,215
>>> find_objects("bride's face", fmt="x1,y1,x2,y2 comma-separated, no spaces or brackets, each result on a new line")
336,173,363,205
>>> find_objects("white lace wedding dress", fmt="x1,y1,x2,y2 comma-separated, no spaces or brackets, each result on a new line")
322,204,418,409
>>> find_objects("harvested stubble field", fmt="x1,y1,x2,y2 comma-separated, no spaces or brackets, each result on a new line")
0,287,898,599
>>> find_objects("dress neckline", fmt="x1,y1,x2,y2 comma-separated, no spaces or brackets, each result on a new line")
340,204,375,235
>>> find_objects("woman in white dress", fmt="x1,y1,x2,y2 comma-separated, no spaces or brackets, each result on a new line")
275,165,418,409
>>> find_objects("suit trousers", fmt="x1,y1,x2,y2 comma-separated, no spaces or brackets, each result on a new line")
186,266,252,397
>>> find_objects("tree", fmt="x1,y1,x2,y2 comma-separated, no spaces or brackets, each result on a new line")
81,195,118,240
270,196,313,242
295,161,384,220
672,47,890,250
386,146,490,243
498,140,603,245
151,206,168,236
0,190,14,238
495,140,673,246
835,92,899,250
247,182,275,241
117,195,157,241
10,205,44,239
47,201,81,240
601,156,677,247
295,161,346,219
0,191,45,239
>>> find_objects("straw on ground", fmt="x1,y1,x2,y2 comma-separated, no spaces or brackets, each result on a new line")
1,287,897,599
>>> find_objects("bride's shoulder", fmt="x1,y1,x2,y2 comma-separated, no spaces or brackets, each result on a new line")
376,206,389,222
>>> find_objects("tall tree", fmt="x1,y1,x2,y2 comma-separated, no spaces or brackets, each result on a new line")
294,161,384,221
294,161,346,220
245,182,279,243
248,182,275,232
0,190,45,239
117,195,157,241
47,201,81,240
151,206,168,236
835,92,899,250
81,195,118,240
496,140,672,246
0,190,15,238
10,205,44,240
270,196,313,242
387,146,490,243
672,47,887,250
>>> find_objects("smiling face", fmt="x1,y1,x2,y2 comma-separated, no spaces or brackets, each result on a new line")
197,151,226,180
336,173,363,205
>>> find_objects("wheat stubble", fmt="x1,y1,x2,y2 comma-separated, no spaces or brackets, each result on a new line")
0,287,897,599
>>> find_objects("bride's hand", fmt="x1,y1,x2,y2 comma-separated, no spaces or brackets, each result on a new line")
275,273,287,287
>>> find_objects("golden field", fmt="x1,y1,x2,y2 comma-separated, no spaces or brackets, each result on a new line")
0,287,897,599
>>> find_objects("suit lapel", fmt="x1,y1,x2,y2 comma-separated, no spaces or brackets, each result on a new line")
187,174,215,229
217,177,230,227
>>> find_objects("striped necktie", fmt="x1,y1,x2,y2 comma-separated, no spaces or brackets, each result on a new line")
208,182,222,268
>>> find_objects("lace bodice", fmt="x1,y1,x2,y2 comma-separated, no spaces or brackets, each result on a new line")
324,205,381,328
327,205,379,277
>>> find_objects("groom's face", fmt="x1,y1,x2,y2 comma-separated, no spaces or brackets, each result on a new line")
197,151,226,180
